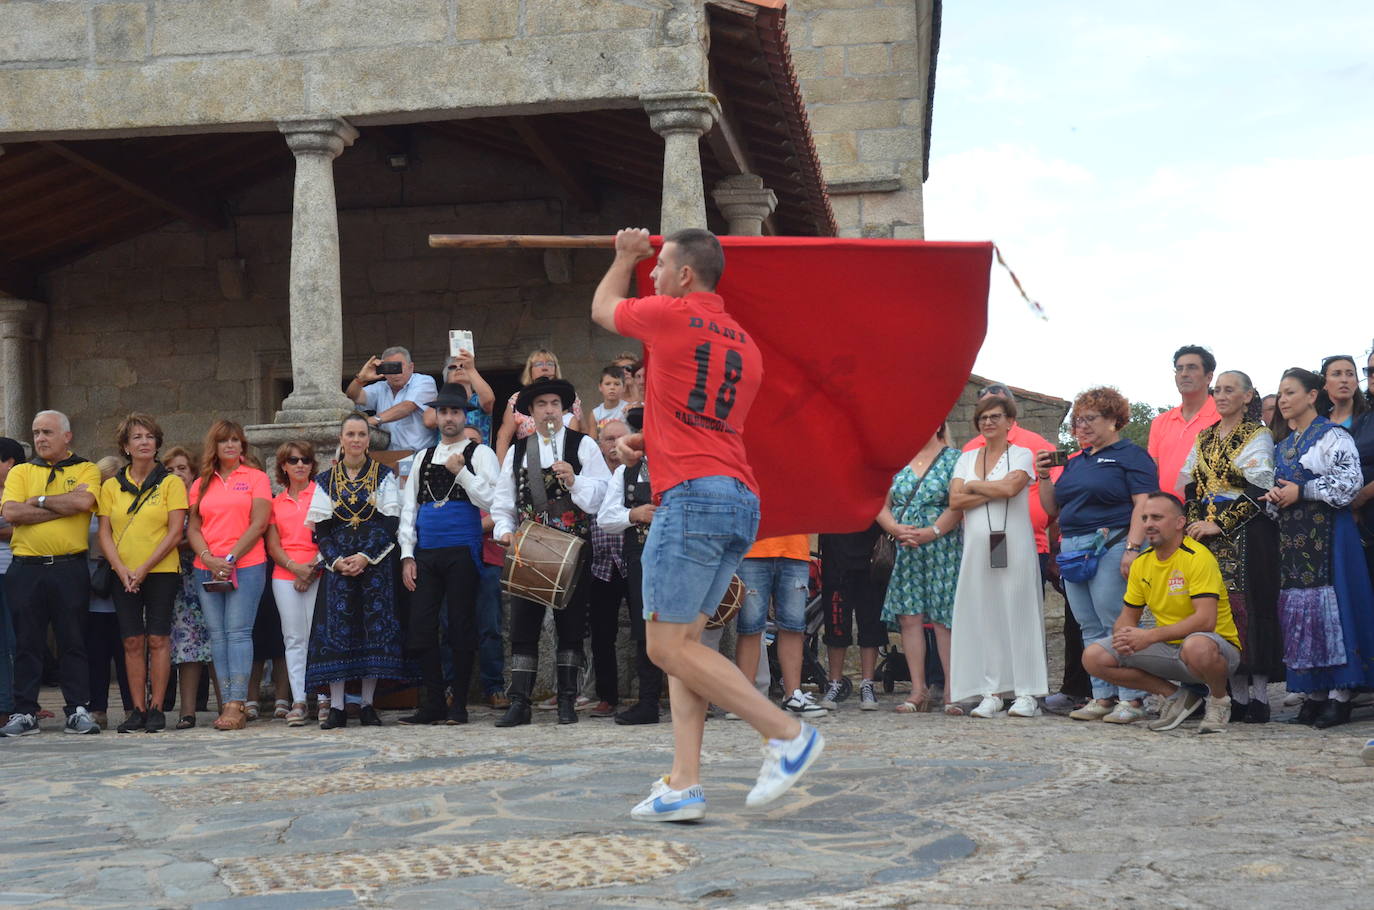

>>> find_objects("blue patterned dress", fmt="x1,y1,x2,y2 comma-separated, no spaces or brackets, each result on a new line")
1273,417,1374,692
880,448,963,628
305,459,414,687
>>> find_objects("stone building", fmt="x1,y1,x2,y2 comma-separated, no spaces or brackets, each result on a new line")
0,0,941,459
947,374,1071,450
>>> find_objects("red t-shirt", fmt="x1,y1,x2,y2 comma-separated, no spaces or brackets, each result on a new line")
188,464,272,569
614,292,762,497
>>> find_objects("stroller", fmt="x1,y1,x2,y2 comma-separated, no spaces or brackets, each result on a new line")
875,625,946,694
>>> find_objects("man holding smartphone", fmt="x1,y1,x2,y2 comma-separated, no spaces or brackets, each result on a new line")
346,345,439,480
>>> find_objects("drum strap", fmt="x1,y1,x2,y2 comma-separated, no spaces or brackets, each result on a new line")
524,435,549,514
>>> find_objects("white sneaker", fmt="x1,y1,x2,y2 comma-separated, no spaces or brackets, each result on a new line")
630,776,706,822
858,680,879,711
969,695,1003,718
64,706,100,735
1147,690,1202,732
818,679,845,711
746,722,825,808
1361,739,1374,766
1103,702,1146,725
1008,695,1040,717
782,689,827,718
0,713,39,737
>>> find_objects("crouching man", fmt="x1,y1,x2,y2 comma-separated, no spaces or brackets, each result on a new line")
1083,491,1241,734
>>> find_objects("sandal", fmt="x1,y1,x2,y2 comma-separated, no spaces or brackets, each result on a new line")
274,699,290,720
943,702,966,717
245,701,260,722
285,703,308,727
213,701,248,731
895,690,933,713
176,714,196,730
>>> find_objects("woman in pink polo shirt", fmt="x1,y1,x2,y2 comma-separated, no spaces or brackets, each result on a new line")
265,441,321,727
185,420,272,731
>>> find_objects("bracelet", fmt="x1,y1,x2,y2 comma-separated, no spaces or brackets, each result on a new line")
200,548,212,559
930,525,943,538
1125,544,1142,553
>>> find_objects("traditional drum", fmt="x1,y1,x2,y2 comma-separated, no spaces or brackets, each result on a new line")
502,520,587,610
705,574,745,630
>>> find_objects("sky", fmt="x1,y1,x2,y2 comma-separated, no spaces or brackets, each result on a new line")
923,1,1374,409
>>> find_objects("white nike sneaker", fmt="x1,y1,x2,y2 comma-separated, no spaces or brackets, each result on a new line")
746,722,824,808
630,776,706,823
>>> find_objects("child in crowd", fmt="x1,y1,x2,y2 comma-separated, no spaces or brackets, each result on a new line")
592,366,628,432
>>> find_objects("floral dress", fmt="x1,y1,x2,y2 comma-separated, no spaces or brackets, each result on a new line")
880,448,963,628
170,548,211,664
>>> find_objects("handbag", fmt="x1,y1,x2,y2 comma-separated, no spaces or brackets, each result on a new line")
870,465,928,590
1055,528,1128,584
91,559,117,598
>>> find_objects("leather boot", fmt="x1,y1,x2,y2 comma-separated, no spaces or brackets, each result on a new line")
399,648,447,725
1312,698,1353,729
556,650,583,725
495,654,536,728
616,641,662,725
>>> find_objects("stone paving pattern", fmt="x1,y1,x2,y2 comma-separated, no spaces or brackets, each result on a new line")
1,689,1372,909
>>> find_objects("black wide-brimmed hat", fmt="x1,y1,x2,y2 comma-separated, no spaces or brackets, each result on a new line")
427,382,471,410
625,405,644,433
514,377,576,416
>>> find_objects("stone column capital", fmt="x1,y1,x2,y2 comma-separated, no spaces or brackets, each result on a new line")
0,298,43,338
641,92,720,137
712,174,778,229
278,118,359,158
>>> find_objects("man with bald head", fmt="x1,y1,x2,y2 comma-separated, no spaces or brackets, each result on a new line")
1,411,103,736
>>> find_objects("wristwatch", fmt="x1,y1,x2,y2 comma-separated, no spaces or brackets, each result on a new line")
37,495,47,510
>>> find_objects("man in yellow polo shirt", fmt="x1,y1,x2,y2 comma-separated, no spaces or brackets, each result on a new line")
1083,491,1241,735
0,410,102,737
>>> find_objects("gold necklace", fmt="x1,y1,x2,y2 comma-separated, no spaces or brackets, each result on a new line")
331,459,380,529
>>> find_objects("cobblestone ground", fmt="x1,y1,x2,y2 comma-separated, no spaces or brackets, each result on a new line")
2,679,1372,910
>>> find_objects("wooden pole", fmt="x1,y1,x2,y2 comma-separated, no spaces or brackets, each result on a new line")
428,233,622,250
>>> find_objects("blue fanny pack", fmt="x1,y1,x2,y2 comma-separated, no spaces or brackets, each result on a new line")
1055,528,1128,584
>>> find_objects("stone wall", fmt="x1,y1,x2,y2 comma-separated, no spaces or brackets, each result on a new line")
0,0,706,137
45,129,660,457
790,0,937,238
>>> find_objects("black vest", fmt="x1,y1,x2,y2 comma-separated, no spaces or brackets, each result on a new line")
622,459,652,550
414,441,479,505
513,429,590,537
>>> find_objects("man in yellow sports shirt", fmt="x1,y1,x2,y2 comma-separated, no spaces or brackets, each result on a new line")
1083,491,1241,735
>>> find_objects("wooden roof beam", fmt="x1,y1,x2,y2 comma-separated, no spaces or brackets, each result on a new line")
505,117,598,212
39,140,227,232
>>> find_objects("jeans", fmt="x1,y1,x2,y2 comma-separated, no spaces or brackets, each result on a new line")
737,557,809,636
195,562,266,702
641,477,759,624
476,564,505,694
271,577,318,704
0,570,13,714
1061,531,1144,702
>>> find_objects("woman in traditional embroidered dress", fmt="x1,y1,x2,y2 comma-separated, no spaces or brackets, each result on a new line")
879,424,962,714
1317,354,1368,430
1180,370,1283,723
1262,368,1374,729
306,413,410,730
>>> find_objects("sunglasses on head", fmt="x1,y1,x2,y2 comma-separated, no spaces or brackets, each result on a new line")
284,456,313,466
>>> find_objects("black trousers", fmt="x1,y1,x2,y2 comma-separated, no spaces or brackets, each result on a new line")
822,567,886,649
409,546,481,654
625,541,647,641
510,560,591,658
6,559,91,714
587,565,628,703
85,610,132,713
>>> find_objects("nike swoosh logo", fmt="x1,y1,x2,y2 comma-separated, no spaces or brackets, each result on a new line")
652,794,704,813
780,729,817,775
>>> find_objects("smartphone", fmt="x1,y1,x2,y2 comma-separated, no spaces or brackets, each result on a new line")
1048,449,1072,468
988,531,1008,569
449,330,474,359
376,360,403,375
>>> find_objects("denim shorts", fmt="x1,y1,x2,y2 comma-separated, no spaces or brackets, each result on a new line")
736,557,809,635
641,476,760,625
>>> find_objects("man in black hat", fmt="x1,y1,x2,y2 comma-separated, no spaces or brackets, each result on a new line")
490,376,609,726
396,383,501,725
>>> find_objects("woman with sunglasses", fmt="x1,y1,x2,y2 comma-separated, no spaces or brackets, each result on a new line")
423,350,496,444
264,441,321,727
1036,387,1157,725
1317,355,1368,430
1262,368,1374,728
493,349,583,463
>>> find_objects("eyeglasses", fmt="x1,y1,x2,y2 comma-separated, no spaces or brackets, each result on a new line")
976,413,1006,424
531,360,556,369
1072,413,1102,426
1365,366,1374,378
284,456,313,466
446,364,462,372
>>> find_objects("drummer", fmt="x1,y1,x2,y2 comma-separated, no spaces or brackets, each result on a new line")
491,376,609,726
594,406,665,725
396,382,500,726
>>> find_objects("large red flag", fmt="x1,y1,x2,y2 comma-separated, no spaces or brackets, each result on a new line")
636,237,990,538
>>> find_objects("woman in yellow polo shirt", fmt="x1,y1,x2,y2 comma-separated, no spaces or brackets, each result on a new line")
97,414,188,734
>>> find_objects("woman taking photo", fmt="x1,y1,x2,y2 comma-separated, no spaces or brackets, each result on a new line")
1262,367,1374,728
185,421,272,731
306,413,410,729
1037,387,1157,725
878,424,962,713
947,396,1048,719
264,441,321,727
493,349,583,462
97,414,187,733
1179,370,1283,722
1317,354,1368,429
